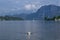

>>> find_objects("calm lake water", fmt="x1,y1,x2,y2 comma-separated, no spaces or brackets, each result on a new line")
0,20,60,40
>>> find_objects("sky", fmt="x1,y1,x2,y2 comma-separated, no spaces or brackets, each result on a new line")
0,0,60,15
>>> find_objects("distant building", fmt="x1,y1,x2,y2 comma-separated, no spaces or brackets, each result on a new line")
55,18,60,21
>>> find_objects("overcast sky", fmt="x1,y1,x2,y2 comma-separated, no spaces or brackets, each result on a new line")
0,0,60,15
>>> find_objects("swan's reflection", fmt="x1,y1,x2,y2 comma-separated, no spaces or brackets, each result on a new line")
17,31,40,40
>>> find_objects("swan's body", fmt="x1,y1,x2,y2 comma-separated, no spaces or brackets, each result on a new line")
27,32,31,36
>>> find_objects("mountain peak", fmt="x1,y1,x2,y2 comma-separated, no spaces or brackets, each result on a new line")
37,5,60,13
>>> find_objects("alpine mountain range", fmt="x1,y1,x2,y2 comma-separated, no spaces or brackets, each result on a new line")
3,5,60,20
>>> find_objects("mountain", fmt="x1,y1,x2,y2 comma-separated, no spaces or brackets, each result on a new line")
26,5,60,20
13,13,29,19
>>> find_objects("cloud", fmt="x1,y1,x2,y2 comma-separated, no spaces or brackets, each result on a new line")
24,4,37,10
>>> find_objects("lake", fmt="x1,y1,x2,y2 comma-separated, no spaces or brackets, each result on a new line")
0,20,60,40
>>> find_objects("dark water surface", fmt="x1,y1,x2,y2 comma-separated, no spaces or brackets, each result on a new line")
0,20,60,40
